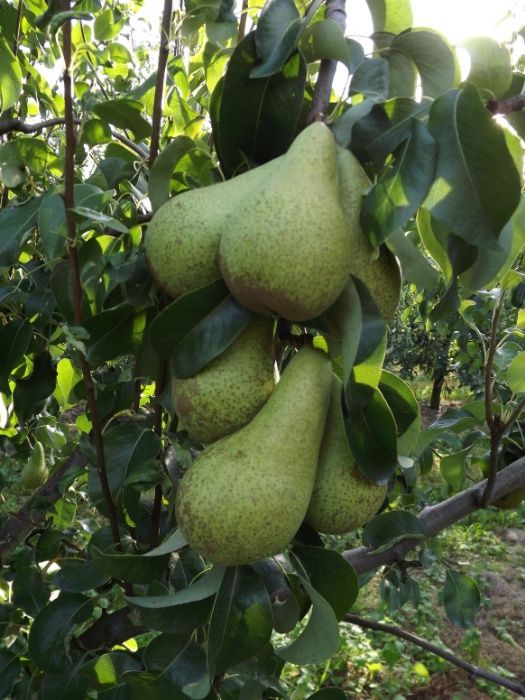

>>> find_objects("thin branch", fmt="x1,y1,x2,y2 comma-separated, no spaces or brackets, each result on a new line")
343,455,525,574
0,117,149,159
237,0,249,43
306,0,346,123
0,449,87,563
487,94,525,115
149,0,173,168
344,614,525,697
61,0,122,551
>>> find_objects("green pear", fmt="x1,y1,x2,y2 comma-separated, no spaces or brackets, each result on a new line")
306,375,387,534
337,147,401,322
144,157,283,298
20,441,48,490
220,122,351,321
175,346,332,566
172,316,277,443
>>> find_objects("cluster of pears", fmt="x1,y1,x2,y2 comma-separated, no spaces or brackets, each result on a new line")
145,122,400,566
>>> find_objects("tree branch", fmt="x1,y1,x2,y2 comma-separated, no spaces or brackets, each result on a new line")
0,118,149,159
306,0,346,123
344,614,525,697
343,456,525,574
487,94,525,115
0,449,87,563
150,357,169,546
61,0,121,551
149,0,173,168
237,0,249,43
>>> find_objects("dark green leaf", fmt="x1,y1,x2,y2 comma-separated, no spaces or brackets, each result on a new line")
386,229,440,290
362,510,424,551
350,58,389,99
307,690,346,700
91,547,170,584
84,304,145,367
146,529,188,557
50,557,111,593
319,277,362,382
14,351,57,423
93,99,151,140
80,652,140,692
12,566,49,616
149,279,252,378
0,34,22,111
141,636,210,699
38,191,67,259
28,593,92,672
443,570,480,627
0,650,20,699
360,120,436,246
148,136,195,211
48,10,92,34
425,85,521,247
379,370,420,450
128,566,225,608
299,20,351,66
331,98,379,148
0,197,41,265
292,547,358,620
0,318,32,393
251,0,302,78
214,32,306,175
208,566,273,675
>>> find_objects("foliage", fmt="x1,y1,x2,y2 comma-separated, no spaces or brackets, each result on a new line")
0,0,524,697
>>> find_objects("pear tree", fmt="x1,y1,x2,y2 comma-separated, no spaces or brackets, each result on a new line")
0,0,525,697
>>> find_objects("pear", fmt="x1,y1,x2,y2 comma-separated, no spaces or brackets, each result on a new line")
175,346,332,566
337,147,401,322
220,122,351,321
144,157,283,298
172,316,277,443
306,375,387,534
20,441,49,490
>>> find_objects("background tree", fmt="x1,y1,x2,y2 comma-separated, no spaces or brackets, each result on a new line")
0,0,525,698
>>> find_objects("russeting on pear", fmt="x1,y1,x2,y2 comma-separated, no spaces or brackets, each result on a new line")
172,316,277,443
306,375,387,534
220,122,351,321
175,346,332,566
337,147,401,322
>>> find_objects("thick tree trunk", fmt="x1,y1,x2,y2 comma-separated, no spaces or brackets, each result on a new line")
430,372,445,410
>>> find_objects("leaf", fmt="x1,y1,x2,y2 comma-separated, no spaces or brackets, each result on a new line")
390,29,459,98
145,529,188,557
292,547,358,620
84,304,145,367
379,370,420,454
507,352,525,394
12,567,50,617
307,690,346,700
360,119,436,246
149,279,252,378
0,34,22,112
463,37,512,97
50,558,110,593
331,98,379,148
424,85,521,247
0,650,20,699
94,8,122,41
350,58,389,100
386,229,439,290
127,566,225,609
299,19,350,66
207,566,273,675
443,570,480,627
70,206,129,234
319,277,362,382
91,547,170,585
365,0,412,38
276,576,340,665
48,10,92,35
0,197,41,266
13,352,57,423
93,99,151,140
80,652,141,691
148,136,195,211
214,32,306,176
362,510,425,551
440,448,471,491
38,191,68,259
0,318,32,393
251,0,303,78
27,593,92,672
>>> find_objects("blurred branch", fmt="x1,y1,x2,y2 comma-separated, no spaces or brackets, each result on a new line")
344,455,525,574
307,0,346,123
149,0,173,168
237,0,249,43
487,94,525,115
345,614,525,696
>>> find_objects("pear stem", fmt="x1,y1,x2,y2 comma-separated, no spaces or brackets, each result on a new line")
307,0,346,123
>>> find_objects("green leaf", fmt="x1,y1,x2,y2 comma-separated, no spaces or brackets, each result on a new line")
463,37,512,97
0,34,22,112
207,566,273,675
91,547,170,585
331,98,379,148
14,352,57,423
365,0,412,39
0,318,32,393
0,197,41,265
50,558,111,593
214,32,306,176
28,593,92,672
276,576,340,665
94,8,122,41
362,510,425,551
0,650,20,699
139,636,210,699
350,58,389,100
38,191,67,259
12,567,49,616
507,351,525,394
48,10,92,35
145,529,188,557
149,279,252,378
299,19,350,66
84,304,145,367
251,0,303,78
307,690,346,700
390,29,459,98
148,136,195,211
443,570,480,628
70,206,129,234
386,229,439,290
0,141,27,187
379,370,420,454
361,119,436,246
93,99,151,140
80,652,141,691
292,547,358,620
127,566,225,609
80,118,113,147
424,85,521,247
440,448,471,491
